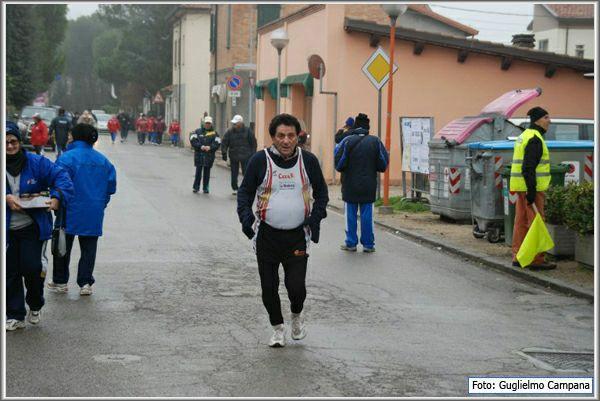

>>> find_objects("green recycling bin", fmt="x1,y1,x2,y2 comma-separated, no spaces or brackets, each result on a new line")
502,163,569,246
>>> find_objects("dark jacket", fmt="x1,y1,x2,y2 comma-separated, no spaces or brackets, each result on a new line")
334,128,389,204
221,125,257,161
237,147,329,243
49,115,72,146
335,127,351,144
190,128,221,168
117,112,130,130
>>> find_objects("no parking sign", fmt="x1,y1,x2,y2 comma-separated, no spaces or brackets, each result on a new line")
227,75,243,91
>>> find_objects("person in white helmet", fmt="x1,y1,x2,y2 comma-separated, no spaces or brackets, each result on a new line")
221,115,256,195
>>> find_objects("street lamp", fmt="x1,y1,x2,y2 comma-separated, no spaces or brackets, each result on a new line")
270,28,289,115
380,4,407,214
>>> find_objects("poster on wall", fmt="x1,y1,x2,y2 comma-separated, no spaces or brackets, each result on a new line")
400,117,433,174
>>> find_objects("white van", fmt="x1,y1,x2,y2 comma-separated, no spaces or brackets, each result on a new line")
508,118,595,141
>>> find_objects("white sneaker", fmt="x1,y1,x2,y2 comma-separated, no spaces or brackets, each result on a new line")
27,310,41,325
6,319,25,331
47,281,68,293
80,284,93,296
268,324,286,348
291,312,307,340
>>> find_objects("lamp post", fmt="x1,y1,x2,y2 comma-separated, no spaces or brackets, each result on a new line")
270,28,289,115
380,4,407,214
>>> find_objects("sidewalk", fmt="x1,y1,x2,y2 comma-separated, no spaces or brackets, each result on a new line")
327,184,594,301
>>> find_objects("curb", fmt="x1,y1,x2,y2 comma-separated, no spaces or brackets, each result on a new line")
327,203,594,302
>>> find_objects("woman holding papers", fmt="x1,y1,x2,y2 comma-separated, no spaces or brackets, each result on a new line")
5,121,74,331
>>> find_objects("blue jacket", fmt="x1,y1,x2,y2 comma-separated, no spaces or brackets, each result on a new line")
55,141,117,236
334,128,389,204
5,152,74,240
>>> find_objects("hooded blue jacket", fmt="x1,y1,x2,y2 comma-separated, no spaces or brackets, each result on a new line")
5,152,74,240
55,141,117,236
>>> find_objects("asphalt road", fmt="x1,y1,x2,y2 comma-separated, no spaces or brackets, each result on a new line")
5,137,594,397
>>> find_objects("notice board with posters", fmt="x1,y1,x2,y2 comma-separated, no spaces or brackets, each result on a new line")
400,117,433,174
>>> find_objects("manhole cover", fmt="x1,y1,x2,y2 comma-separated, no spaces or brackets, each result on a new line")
520,350,593,372
93,354,142,363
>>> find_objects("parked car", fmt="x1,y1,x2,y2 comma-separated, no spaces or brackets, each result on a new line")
95,113,111,134
18,105,57,151
509,117,594,141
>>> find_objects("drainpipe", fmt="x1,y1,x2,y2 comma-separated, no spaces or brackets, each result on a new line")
319,63,338,185
178,16,182,146
213,5,219,132
565,27,569,55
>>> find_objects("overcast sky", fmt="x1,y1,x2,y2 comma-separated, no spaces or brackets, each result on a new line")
67,2,535,44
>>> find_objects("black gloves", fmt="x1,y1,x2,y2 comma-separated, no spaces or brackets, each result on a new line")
222,154,228,162
303,216,321,244
526,190,536,205
241,215,255,239
242,225,255,239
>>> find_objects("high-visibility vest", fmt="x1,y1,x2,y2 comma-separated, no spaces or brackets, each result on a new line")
510,128,550,192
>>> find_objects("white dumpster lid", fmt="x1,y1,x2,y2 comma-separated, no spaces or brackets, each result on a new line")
479,88,542,117
434,116,493,144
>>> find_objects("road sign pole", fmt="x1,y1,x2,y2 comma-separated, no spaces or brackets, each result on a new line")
382,17,397,213
377,88,382,200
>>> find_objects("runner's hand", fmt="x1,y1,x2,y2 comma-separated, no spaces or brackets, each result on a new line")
242,225,255,239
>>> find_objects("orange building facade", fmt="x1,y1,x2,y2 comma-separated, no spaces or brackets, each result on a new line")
255,5,594,184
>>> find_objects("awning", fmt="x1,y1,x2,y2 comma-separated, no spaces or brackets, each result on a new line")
281,73,313,97
254,78,288,100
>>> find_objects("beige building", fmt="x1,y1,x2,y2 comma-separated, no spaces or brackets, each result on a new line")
528,4,594,59
167,5,212,146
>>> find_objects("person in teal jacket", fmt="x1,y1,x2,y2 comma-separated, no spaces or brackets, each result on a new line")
5,121,74,331
47,123,117,296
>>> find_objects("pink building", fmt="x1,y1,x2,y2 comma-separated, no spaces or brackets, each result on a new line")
255,5,594,184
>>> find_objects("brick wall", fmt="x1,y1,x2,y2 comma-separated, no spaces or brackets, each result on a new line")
213,4,257,71
344,4,390,26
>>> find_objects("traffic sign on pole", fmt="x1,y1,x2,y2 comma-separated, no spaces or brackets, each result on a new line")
227,75,243,91
153,91,164,104
361,47,398,91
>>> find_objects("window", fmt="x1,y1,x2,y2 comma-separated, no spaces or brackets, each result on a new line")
174,39,178,68
227,5,232,49
538,39,548,52
576,45,584,58
210,12,215,53
548,124,579,141
257,4,281,28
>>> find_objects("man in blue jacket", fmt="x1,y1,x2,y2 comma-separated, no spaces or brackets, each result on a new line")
47,124,117,296
334,113,389,253
5,121,74,330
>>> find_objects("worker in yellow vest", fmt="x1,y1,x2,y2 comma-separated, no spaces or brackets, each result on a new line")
510,106,556,270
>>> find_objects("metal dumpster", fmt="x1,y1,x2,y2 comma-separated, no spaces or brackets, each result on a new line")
467,140,594,242
429,88,541,221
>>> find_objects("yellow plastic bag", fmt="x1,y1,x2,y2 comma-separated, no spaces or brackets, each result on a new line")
516,207,555,268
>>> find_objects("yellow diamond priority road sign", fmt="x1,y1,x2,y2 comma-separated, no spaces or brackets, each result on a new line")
361,47,398,91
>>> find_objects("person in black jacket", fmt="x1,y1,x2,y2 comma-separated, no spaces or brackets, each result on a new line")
237,113,328,348
334,113,389,253
117,111,130,143
49,108,72,158
221,115,257,195
334,116,355,144
190,116,221,194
